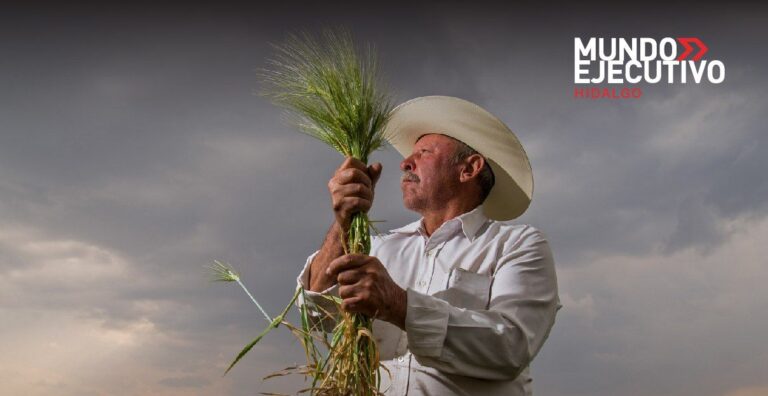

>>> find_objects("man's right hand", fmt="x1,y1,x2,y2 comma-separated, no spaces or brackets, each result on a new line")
308,158,382,292
328,157,382,230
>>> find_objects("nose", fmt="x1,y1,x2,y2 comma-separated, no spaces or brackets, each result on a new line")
400,155,415,172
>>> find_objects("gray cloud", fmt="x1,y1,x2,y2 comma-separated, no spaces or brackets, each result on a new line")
1,2,767,396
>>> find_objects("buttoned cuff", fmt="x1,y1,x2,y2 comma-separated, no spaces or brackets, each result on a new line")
404,288,450,358
296,251,340,319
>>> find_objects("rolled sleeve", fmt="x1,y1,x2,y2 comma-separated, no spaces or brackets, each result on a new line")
296,251,340,331
405,288,451,357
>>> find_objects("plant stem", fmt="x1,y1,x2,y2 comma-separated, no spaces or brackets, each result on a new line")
235,278,272,323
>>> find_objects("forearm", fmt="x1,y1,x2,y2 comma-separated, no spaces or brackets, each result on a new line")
405,289,558,380
296,247,342,333
308,222,346,292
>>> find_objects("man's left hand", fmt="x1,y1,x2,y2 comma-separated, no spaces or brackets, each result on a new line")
326,254,407,330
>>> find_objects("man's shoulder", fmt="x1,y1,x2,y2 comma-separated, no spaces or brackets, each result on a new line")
485,220,550,248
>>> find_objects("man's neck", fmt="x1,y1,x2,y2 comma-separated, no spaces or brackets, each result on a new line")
420,199,480,237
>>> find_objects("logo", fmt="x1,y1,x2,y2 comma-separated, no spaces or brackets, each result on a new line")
573,37,726,99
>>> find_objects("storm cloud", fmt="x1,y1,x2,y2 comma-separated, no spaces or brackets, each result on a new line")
1,2,766,395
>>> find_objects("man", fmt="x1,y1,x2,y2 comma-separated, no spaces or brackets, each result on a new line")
298,96,560,395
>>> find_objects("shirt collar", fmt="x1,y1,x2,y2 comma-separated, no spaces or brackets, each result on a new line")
389,204,489,241
456,204,490,240
389,219,422,235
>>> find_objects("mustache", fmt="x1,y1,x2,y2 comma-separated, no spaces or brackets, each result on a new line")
401,172,420,183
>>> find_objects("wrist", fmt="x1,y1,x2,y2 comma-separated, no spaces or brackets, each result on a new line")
308,260,335,292
334,216,350,232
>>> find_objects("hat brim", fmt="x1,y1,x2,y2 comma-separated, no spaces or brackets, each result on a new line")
383,96,533,221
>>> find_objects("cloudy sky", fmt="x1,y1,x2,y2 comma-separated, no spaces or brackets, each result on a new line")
1,2,766,395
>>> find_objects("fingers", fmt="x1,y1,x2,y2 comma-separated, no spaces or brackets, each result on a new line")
339,284,368,299
335,158,382,189
368,162,383,188
330,167,375,224
340,295,365,313
326,254,368,278
329,158,381,228
332,197,372,222
333,167,373,189
333,183,373,201
340,157,368,173
331,255,394,320
339,287,372,316
336,268,365,285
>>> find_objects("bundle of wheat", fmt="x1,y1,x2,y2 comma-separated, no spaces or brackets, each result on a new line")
210,30,392,395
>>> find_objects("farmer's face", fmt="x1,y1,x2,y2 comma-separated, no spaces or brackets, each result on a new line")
399,134,461,212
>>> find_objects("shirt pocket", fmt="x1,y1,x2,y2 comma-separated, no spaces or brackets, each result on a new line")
440,268,492,310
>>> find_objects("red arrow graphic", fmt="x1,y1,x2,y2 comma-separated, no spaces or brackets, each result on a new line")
690,38,709,61
677,38,693,61
677,38,709,61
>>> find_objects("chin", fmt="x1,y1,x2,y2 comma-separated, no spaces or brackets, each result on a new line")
401,195,412,209
402,195,425,212
401,193,415,210
402,185,426,210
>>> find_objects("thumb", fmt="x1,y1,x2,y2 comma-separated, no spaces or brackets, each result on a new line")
368,163,383,188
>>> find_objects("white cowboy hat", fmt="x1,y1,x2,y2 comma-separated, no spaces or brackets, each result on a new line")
383,96,533,221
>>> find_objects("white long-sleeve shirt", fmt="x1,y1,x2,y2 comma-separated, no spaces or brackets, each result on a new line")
297,205,561,395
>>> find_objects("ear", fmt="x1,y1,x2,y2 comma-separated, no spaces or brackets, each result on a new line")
458,154,485,183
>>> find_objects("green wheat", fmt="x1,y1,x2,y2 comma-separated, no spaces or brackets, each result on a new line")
211,29,392,395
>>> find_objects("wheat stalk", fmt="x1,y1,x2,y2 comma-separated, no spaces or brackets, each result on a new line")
261,29,392,396
211,29,392,395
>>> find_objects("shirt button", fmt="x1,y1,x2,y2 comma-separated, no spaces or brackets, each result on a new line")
398,356,404,362
418,280,426,287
